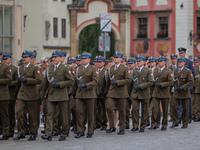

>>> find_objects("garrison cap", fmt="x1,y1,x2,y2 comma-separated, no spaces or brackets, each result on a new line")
127,59,136,64
22,51,32,58
177,58,186,62
81,51,91,59
97,56,105,62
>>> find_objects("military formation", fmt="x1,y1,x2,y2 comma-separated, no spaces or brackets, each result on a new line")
0,47,199,141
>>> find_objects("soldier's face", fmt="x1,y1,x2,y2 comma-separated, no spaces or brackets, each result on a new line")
158,61,165,68
178,61,185,68
194,62,199,67
76,60,82,66
94,62,98,68
137,60,145,67
53,56,61,65
122,61,127,66
149,62,156,68
5,58,12,64
49,61,54,66
31,58,36,65
62,56,66,63
127,63,136,70
114,57,122,64
0,55,2,59
171,59,177,65
179,52,186,58
98,61,105,68
23,56,31,64
82,58,90,65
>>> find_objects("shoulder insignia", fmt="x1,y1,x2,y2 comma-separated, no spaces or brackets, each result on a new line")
128,70,131,74
171,73,173,77
191,73,193,77
72,70,75,74
151,73,153,76
96,70,99,75
37,70,40,74
68,70,71,74
9,69,12,73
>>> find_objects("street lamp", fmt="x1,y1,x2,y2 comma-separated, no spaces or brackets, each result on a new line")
24,14,27,32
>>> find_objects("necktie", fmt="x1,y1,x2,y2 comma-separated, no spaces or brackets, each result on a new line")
83,66,85,71
178,68,181,73
115,65,118,71
159,68,161,72
137,68,140,73
54,66,57,72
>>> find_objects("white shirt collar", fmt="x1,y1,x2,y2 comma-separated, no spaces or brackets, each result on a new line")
83,63,89,69
25,62,30,68
98,67,104,72
138,66,144,70
159,66,165,71
54,62,61,68
115,63,121,68
180,66,184,71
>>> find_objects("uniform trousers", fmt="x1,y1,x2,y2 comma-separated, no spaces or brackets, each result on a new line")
173,98,189,126
17,100,39,137
70,98,77,128
76,98,95,134
194,93,200,119
106,98,126,131
0,101,9,136
126,99,131,128
132,99,148,129
9,100,16,134
45,101,68,137
152,98,169,128
97,98,107,127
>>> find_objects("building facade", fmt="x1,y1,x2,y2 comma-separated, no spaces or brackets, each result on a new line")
0,0,24,65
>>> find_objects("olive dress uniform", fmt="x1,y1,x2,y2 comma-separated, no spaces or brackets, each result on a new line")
0,62,12,139
15,63,43,139
41,63,74,140
131,66,153,131
151,67,173,129
8,65,18,136
72,64,98,137
105,64,131,133
172,67,194,127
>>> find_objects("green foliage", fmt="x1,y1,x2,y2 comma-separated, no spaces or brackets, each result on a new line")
79,24,115,60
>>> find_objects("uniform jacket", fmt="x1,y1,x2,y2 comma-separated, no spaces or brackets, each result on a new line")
70,64,98,99
130,67,153,100
8,65,18,100
97,67,107,98
0,62,12,101
16,63,43,101
173,67,194,99
42,64,74,102
152,67,173,99
185,58,195,78
194,66,200,94
105,64,131,98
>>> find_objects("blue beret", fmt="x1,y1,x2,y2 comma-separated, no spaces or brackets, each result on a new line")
62,53,67,57
127,59,136,63
22,52,32,57
171,54,178,59
149,57,157,62
178,47,187,53
114,52,123,58
76,55,82,61
31,54,37,58
3,54,12,59
136,56,145,61
158,57,167,62
194,57,199,63
0,51,2,55
177,58,186,62
52,51,62,57
97,56,105,62
68,58,76,64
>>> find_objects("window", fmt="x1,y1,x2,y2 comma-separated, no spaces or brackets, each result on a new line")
197,17,200,39
61,19,66,38
137,18,147,38
53,18,58,37
157,17,168,38
0,6,12,53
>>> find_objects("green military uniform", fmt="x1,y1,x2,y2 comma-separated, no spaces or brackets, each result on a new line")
0,62,12,139
8,65,18,136
105,64,131,132
96,66,107,129
42,63,74,138
131,66,153,131
71,64,98,136
15,63,43,138
193,66,199,119
172,67,194,126
151,67,173,129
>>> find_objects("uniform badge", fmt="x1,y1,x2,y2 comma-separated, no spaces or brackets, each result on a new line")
37,70,40,74
68,70,71,74
151,73,153,76
42,71,44,75
96,71,99,75
170,74,173,77
72,70,75,74
9,69,12,73
128,70,131,74
191,74,193,77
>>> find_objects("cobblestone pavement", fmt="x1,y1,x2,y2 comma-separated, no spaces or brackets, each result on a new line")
1,120,200,150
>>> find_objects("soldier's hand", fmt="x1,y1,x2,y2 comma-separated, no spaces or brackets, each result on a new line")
18,77,27,82
134,85,141,90
78,84,87,89
177,87,183,92
111,80,117,85
51,82,60,88
154,83,161,86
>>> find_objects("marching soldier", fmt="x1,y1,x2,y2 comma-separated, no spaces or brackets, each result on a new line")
96,56,107,130
149,57,173,131
131,56,153,132
41,51,74,141
105,52,131,135
126,59,136,129
168,54,178,122
170,58,194,128
0,53,12,140
14,51,43,141
3,53,18,138
71,52,98,138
